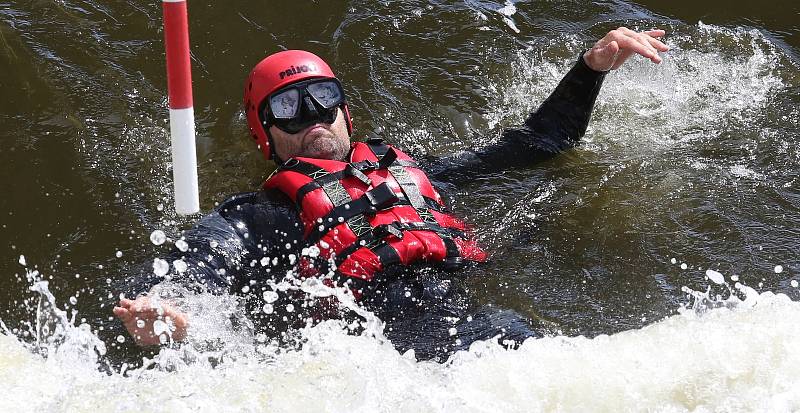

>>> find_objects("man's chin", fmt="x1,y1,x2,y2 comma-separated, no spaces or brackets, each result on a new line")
303,135,349,160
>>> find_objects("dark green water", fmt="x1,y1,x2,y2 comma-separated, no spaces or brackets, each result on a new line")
1,0,798,362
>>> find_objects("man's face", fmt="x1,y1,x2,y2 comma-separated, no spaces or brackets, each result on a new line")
269,107,350,161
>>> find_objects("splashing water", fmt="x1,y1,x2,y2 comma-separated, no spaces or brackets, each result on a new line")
487,23,789,150
1,272,799,412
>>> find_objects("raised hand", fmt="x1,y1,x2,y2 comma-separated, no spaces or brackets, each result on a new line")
583,27,670,72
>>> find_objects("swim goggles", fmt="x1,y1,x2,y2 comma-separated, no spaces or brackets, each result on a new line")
262,78,346,134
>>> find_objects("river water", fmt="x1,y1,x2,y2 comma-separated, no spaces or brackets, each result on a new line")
1,0,799,411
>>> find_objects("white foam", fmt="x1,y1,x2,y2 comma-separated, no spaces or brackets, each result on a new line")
1,287,799,412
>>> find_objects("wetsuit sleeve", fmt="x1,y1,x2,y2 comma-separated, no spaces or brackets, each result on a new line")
119,190,304,298
425,52,607,184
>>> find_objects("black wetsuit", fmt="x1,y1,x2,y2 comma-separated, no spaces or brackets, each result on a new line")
126,55,606,361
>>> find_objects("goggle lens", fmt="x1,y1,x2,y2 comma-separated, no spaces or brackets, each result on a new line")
269,88,300,119
268,79,344,120
306,80,343,109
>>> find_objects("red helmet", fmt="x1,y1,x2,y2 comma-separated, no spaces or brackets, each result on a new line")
244,50,353,160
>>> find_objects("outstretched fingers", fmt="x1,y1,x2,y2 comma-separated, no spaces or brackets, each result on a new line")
635,28,670,52
112,306,132,321
620,27,669,54
583,27,669,71
117,298,136,308
612,28,661,63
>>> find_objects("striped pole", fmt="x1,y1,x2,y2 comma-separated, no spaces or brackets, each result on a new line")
162,0,199,215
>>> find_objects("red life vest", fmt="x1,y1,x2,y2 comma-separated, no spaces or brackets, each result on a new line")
264,139,487,286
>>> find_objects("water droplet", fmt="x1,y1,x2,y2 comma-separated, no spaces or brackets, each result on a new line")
466,316,473,322
69,296,78,305
791,280,798,288
152,319,168,336
116,335,126,343
136,319,146,328
152,258,169,277
705,269,725,285
288,254,297,265
286,304,295,313
448,327,457,336
209,240,219,248
775,265,784,274
173,259,188,273
680,263,688,270
263,291,279,303
18,255,26,266
404,291,412,298
175,239,189,252
731,275,740,282
150,230,167,246
241,286,250,293
670,258,677,264
156,203,164,211
115,251,123,258
262,304,274,314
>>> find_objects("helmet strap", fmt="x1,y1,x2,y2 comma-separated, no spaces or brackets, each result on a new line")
341,103,353,137
265,127,283,164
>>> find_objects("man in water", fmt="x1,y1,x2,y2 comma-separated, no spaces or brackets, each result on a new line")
115,27,669,359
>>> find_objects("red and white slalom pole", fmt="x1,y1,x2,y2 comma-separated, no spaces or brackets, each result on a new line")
162,0,199,215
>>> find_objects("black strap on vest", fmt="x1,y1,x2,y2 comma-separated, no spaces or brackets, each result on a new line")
278,141,465,274
304,182,402,245
283,157,424,208
365,140,462,267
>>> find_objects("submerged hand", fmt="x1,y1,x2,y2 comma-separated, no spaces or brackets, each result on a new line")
113,296,188,346
583,27,669,72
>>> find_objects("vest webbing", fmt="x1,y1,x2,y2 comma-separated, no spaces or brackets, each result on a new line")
263,139,486,285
